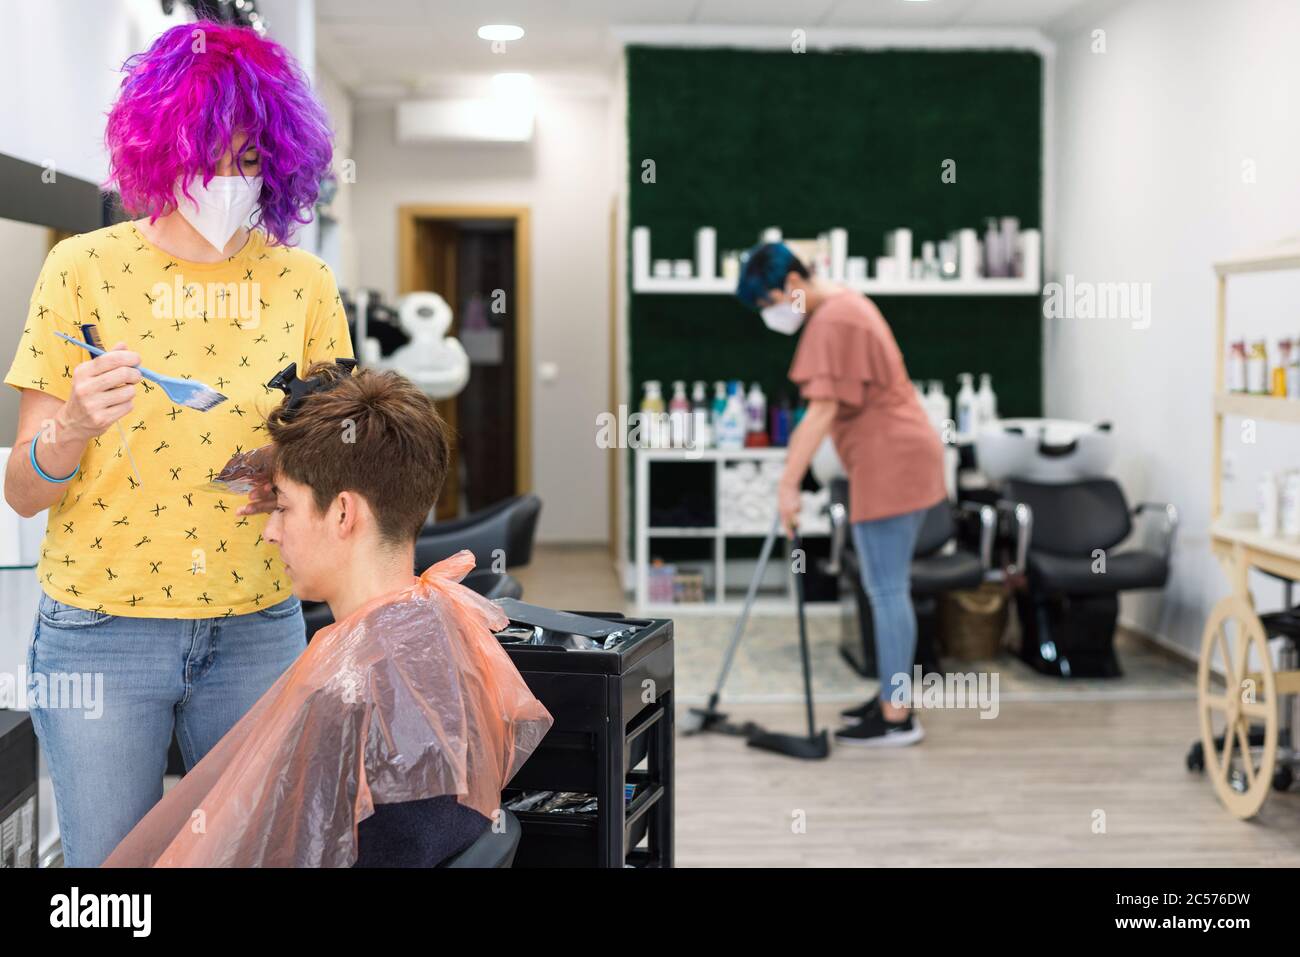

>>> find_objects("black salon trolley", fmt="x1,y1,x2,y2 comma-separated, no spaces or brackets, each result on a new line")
495,609,674,868
0,710,38,868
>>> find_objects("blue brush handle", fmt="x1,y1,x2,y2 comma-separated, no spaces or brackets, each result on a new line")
53,332,163,385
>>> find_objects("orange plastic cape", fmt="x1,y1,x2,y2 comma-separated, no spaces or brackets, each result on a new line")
102,551,553,867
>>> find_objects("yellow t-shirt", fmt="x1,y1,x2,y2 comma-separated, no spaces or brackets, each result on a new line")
5,222,354,618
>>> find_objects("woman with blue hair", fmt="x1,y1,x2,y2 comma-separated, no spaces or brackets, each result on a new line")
737,243,946,748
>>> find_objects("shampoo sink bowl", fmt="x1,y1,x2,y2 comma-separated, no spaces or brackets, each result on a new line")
974,418,1115,484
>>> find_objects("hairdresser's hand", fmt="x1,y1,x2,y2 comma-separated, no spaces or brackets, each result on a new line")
778,480,801,539
56,341,141,443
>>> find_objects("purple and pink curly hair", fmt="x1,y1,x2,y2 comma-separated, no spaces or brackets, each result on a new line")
105,21,334,246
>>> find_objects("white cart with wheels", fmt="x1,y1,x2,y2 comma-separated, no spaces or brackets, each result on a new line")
1201,239,1300,818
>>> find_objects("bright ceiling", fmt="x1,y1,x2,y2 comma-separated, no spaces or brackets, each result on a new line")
316,0,1117,95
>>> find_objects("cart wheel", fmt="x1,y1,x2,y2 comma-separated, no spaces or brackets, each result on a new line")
1273,765,1293,792
1186,740,1205,772
1198,595,1278,819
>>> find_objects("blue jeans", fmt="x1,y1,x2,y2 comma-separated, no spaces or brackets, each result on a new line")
851,507,927,706
25,591,306,867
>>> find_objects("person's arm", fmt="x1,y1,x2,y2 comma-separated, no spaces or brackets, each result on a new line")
778,398,837,535
4,346,141,517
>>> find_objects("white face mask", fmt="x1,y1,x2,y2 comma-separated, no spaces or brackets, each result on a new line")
175,175,263,251
760,301,806,336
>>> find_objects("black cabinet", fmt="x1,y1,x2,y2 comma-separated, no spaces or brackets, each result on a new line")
0,710,38,868
499,613,674,868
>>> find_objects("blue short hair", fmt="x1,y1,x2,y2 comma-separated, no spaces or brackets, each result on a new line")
735,242,808,311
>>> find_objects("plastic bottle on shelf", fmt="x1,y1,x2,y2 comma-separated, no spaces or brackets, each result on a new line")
744,382,768,447
926,380,951,432
983,218,1003,278
691,380,712,448
669,380,690,447
1289,339,1300,401
771,394,793,447
1274,339,1292,398
640,380,664,414
1260,470,1280,537
712,380,728,425
815,233,832,278
641,380,665,448
956,373,978,438
1228,340,1247,393
977,373,998,429
717,383,747,450
1247,340,1268,394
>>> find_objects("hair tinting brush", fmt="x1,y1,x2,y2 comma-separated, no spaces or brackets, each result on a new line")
54,331,227,412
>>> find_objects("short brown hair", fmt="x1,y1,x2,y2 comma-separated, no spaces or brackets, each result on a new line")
266,363,452,543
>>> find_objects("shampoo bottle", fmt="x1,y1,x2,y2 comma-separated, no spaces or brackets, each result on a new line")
691,380,712,448
744,382,768,447
956,373,978,438
977,373,998,427
669,380,690,447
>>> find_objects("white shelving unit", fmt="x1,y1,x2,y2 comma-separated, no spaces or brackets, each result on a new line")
631,226,1042,296
1196,236,1300,818
633,447,834,616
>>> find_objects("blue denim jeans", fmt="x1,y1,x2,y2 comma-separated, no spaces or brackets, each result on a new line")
25,591,306,867
851,507,928,705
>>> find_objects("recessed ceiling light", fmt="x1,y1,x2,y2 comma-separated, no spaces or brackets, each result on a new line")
478,24,525,42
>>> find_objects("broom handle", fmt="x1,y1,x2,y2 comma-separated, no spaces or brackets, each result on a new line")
707,512,782,704
791,530,818,740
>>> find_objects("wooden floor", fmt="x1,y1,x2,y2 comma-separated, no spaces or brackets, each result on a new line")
518,545,1300,867
675,699,1300,866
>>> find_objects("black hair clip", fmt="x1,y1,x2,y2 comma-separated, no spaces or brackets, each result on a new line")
267,358,359,418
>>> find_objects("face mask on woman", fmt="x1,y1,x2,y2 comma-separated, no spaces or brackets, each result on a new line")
175,175,263,251
760,301,806,336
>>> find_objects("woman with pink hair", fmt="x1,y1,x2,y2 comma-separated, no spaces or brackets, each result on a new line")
3,21,352,866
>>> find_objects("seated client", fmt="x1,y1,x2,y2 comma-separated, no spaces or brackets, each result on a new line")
103,363,552,867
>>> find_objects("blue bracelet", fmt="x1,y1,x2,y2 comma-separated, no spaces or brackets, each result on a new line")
30,434,79,483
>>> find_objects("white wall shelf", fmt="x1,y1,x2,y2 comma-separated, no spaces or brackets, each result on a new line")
631,226,1042,296
1214,392,1300,424
633,274,1042,296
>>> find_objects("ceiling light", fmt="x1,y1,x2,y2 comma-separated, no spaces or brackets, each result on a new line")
478,24,524,42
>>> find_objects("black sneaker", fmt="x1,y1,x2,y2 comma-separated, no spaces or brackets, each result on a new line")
839,697,883,721
834,711,925,748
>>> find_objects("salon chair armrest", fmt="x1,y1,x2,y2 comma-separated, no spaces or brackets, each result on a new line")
995,499,1034,577
956,502,997,572
1132,501,1179,564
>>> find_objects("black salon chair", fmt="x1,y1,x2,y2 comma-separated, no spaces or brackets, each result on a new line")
1002,477,1176,678
827,479,996,679
440,809,521,868
353,799,520,868
301,493,541,641
415,493,542,572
